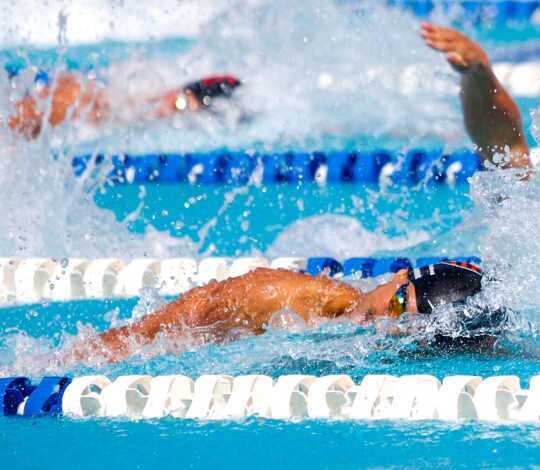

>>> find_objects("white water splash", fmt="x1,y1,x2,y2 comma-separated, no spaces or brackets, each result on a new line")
0,0,468,259
471,170,540,313
178,0,464,152
266,214,430,259
467,100,540,330
0,0,229,46
0,142,199,259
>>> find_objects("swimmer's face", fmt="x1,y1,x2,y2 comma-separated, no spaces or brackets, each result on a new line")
366,269,419,319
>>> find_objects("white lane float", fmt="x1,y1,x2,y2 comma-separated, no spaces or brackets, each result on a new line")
82,258,124,299
5,373,540,422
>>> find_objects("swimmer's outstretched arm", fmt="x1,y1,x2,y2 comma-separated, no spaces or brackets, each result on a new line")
421,22,530,169
8,74,109,139
61,268,410,365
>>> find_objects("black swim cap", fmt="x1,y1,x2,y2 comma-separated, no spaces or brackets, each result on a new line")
183,75,241,105
408,261,483,314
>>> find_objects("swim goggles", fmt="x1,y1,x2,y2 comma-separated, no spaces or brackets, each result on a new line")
388,282,409,317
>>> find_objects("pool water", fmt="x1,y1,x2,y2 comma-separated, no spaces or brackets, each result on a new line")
94,182,476,258
1,0,540,468
3,417,540,469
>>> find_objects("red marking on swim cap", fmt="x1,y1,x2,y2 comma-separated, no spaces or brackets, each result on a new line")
443,260,482,274
200,75,239,87
224,76,239,86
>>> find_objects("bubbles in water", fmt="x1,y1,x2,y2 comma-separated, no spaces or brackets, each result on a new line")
268,308,309,333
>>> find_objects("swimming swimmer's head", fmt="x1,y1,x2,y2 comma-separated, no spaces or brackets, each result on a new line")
403,261,508,348
183,75,241,106
408,261,482,313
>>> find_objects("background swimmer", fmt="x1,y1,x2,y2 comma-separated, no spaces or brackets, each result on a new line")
7,72,241,139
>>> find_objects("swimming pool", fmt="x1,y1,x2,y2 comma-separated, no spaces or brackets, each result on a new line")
2,0,540,467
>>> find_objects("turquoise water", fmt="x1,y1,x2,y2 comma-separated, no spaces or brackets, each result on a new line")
1,1,540,468
94,183,475,257
2,418,540,469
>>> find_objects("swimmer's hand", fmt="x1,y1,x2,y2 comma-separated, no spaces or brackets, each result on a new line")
8,95,43,139
420,22,489,73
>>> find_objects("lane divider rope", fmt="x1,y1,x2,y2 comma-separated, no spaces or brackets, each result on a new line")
2,373,539,421
71,149,484,185
392,0,540,24
73,147,540,185
0,256,481,305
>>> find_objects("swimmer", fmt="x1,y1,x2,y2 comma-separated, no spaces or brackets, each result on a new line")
62,262,492,364
421,22,531,170
7,73,241,140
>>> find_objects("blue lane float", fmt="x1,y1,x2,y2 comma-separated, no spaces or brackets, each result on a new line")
22,377,72,417
0,377,33,416
340,256,481,277
343,257,413,278
72,149,483,185
0,376,73,417
390,0,540,23
306,257,345,277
